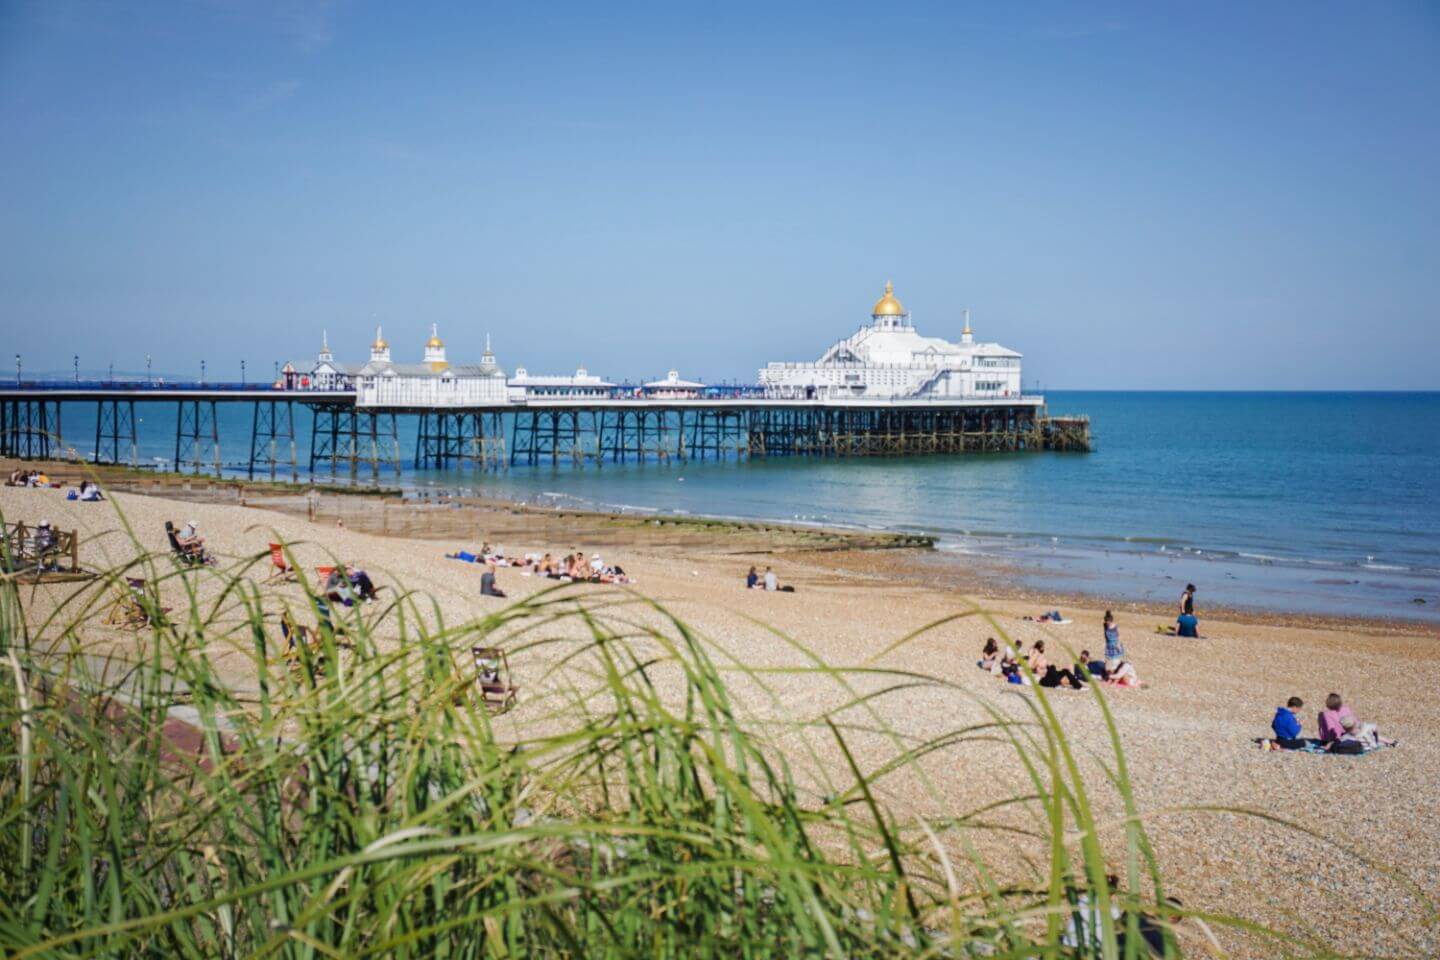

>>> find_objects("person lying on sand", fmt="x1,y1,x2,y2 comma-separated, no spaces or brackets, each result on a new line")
1024,610,1070,623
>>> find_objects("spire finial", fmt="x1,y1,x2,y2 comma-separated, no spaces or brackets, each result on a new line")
885,279,893,295
322,328,329,351
485,332,492,354
963,309,971,335
431,322,438,338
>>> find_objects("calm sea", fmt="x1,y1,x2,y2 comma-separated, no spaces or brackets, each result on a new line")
48,391,1440,623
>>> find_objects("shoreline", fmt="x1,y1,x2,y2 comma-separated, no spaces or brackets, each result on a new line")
8,457,1433,633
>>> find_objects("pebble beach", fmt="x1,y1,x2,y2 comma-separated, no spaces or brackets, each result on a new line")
3,474,1437,958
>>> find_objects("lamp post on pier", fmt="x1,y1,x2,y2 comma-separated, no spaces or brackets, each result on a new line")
14,354,20,386
73,354,79,383
108,362,113,383
146,355,152,385
241,359,246,385
200,359,206,386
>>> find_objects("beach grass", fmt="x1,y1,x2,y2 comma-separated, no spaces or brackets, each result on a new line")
0,507,1312,958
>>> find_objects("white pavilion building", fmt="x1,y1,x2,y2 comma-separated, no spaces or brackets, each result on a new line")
759,281,1023,400
642,370,705,399
354,325,509,407
507,367,615,400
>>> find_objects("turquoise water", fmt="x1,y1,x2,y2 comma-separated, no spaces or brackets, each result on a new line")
43,392,1440,622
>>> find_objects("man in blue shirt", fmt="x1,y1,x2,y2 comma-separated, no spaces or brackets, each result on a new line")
1270,696,1307,750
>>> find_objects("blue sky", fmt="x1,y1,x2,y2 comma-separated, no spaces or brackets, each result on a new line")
1,1,1437,389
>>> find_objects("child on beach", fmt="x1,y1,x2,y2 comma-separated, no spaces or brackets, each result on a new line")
1269,696,1308,750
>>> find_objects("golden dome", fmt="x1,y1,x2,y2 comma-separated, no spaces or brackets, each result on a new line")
372,325,388,350
871,280,905,317
425,323,444,349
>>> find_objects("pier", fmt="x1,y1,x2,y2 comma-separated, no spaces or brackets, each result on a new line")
0,383,1090,481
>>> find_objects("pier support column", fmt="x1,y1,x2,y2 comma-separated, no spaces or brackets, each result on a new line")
94,399,138,465
248,400,296,480
174,400,220,475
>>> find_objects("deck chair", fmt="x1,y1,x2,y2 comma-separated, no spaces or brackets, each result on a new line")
471,646,518,714
266,542,297,582
104,577,169,628
165,521,209,566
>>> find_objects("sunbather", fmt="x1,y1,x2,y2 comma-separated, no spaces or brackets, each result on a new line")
1077,649,1106,681
1030,640,1083,689
78,480,104,501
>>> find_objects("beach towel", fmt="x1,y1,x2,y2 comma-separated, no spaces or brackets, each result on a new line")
1254,738,1389,756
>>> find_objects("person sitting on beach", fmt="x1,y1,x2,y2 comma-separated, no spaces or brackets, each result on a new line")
763,567,778,591
978,638,1000,673
1030,641,1083,689
1078,649,1107,681
1103,611,1125,661
345,564,377,602
1179,584,1196,617
78,480,103,501
589,553,605,577
325,566,356,606
1175,612,1200,638
480,567,506,598
1319,692,1395,749
539,553,557,577
1317,692,1356,744
178,520,205,552
8,468,25,486
746,566,759,589
33,471,50,487
1105,658,1143,687
1269,696,1308,750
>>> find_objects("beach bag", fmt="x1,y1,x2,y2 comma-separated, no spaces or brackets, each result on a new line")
66,489,78,500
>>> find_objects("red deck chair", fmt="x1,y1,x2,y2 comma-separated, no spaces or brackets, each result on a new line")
266,543,296,582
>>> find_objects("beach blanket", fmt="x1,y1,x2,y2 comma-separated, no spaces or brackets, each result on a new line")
1255,738,1390,756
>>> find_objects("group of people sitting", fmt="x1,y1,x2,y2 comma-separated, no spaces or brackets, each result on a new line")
67,480,104,501
323,564,379,606
978,611,1144,690
448,542,634,589
745,566,793,592
1266,692,1397,753
7,469,53,487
